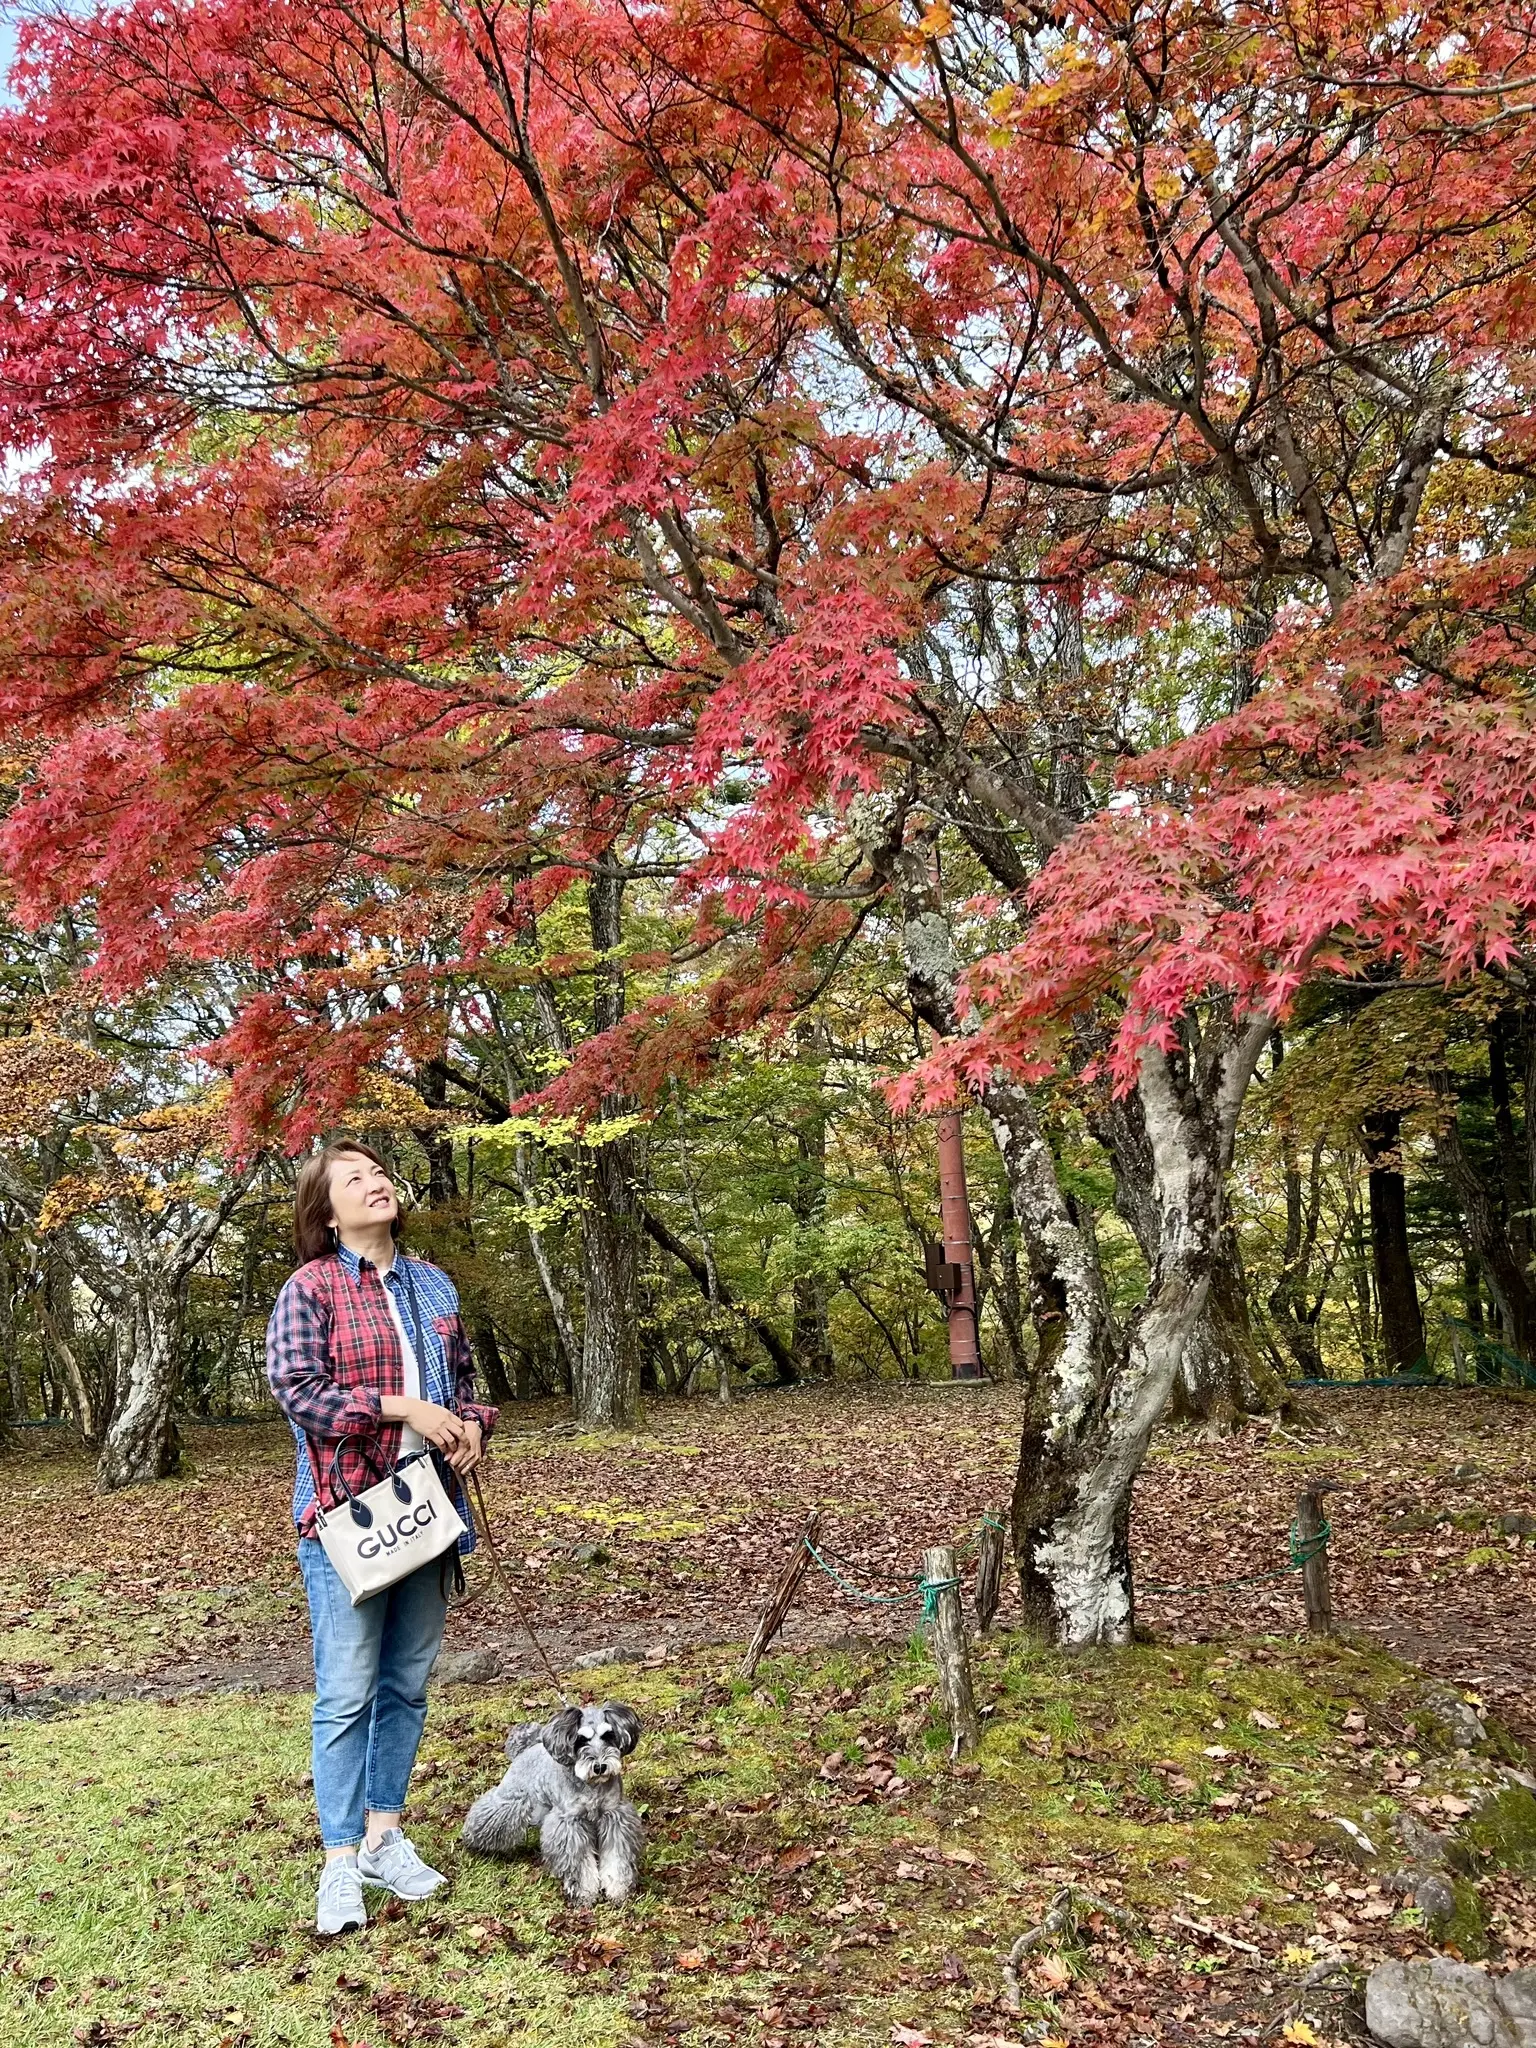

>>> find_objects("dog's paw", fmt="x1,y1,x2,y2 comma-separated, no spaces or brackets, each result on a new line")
599,1876,634,1903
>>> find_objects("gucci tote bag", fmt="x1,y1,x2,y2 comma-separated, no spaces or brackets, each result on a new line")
314,1444,468,1604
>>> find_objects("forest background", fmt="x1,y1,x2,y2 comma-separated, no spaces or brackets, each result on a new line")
0,0,1535,1643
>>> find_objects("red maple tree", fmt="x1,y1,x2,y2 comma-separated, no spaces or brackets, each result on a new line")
4,0,1536,1627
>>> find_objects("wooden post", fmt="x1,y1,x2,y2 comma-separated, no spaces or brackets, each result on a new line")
740,1511,820,1679
1296,1485,1335,1635
974,1518,1004,1635
922,1543,979,1758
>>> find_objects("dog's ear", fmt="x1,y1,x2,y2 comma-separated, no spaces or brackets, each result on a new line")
604,1702,642,1755
541,1705,585,1765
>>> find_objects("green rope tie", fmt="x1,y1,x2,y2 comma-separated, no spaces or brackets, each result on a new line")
1289,1518,1331,1568
955,1510,1007,1561
919,1575,962,1621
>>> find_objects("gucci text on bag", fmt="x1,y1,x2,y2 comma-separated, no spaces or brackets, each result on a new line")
315,1447,467,1604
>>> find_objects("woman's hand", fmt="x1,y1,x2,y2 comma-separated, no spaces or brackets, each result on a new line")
443,1417,483,1476
386,1396,466,1453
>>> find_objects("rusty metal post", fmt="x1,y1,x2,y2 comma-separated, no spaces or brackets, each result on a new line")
936,1108,983,1378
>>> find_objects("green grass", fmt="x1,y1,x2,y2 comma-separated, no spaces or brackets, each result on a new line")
0,1631,1508,2048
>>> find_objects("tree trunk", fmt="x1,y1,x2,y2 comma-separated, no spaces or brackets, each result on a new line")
1490,1009,1533,1277
36,1254,98,1442
855,802,1249,1645
990,1056,1225,1644
513,1137,582,1382
575,1154,643,1427
1360,1111,1427,1372
1167,1224,1286,1424
1266,1121,1327,1378
96,1269,184,1489
788,1021,828,1382
0,1230,26,1421
573,869,643,1429
974,1191,1028,1378
471,1317,514,1403
641,1205,797,1381
93,1170,254,1492
1094,1092,1282,1425
1343,1169,1377,1371
1431,1077,1536,1364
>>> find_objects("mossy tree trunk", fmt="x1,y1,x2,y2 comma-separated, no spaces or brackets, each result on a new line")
857,798,1270,1645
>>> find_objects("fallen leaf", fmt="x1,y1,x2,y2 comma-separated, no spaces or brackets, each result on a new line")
776,1844,818,1872
1034,1953,1073,1991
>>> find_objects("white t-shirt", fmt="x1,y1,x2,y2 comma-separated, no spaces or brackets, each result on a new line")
381,1270,427,1456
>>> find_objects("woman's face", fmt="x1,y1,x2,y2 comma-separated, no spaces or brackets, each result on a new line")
327,1152,399,1238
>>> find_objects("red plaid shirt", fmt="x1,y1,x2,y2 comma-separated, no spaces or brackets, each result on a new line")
266,1249,497,1540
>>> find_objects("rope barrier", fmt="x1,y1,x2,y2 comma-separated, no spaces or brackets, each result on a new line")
801,1518,991,1612
1143,1516,1330,1596
802,1537,925,1606
806,1505,1325,1607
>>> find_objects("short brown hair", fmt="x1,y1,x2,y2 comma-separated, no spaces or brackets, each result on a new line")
293,1140,399,1267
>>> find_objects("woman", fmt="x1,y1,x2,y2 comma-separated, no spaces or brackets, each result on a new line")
267,1139,498,1936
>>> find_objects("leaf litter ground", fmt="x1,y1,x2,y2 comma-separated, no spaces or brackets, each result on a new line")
1,1384,1533,2047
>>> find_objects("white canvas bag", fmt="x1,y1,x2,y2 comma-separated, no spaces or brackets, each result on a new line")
311,1257,467,1603
314,1443,468,1604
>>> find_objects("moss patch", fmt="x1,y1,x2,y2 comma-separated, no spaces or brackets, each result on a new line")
5,1632,1528,2046
1462,1783,1536,1873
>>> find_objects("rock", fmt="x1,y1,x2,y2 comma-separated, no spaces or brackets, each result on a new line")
1396,1812,1453,1868
1302,1954,1354,1990
1504,1977,1536,2037
434,1648,501,1685
1498,1512,1536,1538
569,1644,644,1671
1426,1687,1488,1749
572,1542,613,1565
1364,1960,1536,2047
1,1680,109,1720
1413,1873,1458,1929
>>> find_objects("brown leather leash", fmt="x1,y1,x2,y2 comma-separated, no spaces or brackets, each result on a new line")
466,1467,574,1706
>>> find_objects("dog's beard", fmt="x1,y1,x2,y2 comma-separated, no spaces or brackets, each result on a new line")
572,1754,621,1786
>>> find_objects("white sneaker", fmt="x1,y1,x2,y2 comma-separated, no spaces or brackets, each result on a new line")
317,1857,367,1935
357,1828,446,1900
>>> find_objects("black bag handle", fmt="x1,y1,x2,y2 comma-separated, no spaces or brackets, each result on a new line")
324,1439,422,1527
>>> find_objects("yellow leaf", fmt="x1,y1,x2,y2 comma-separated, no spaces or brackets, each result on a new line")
918,0,951,36
1282,2024,1323,2046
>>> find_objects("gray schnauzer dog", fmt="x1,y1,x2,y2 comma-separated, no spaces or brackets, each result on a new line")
460,1701,643,1906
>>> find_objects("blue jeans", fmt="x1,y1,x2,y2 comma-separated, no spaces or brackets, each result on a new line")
298,1538,450,1849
